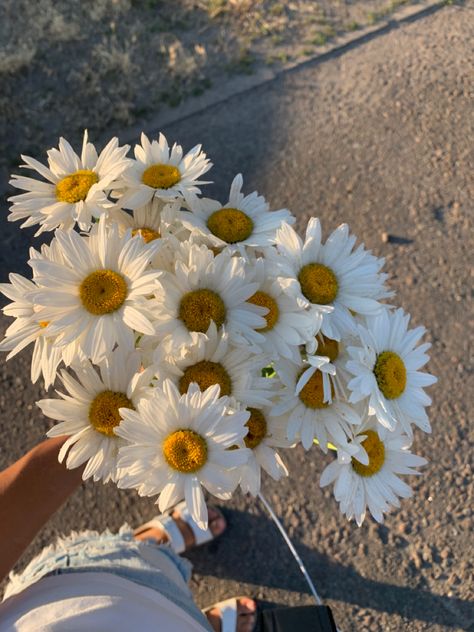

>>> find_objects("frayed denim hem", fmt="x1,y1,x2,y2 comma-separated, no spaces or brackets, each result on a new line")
3,524,210,630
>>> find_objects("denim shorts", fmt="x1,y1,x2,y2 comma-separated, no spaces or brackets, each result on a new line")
3,525,212,630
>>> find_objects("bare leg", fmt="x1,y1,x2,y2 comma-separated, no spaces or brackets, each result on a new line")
0,437,84,583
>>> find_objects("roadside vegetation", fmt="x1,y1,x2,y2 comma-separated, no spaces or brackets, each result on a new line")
0,0,422,180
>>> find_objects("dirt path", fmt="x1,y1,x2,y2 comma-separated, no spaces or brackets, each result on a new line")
1,3,473,630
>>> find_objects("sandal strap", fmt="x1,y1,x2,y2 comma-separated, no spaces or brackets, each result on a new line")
140,514,186,554
208,598,238,632
136,500,216,554
175,500,214,547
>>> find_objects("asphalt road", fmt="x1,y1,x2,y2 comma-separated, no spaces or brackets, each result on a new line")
1,3,473,630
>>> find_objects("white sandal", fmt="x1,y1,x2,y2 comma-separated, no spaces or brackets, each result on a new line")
135,500,218,554
204,598,258,632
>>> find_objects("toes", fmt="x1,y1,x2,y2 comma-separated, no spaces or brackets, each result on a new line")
135,505,226,551
204,607,221,632
205,598,257,632
171,506,226,550
170,512,195,549
237,598,257,632
208,507,227,538
237,597,257,615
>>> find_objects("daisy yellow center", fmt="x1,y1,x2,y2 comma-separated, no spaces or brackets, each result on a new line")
207,208,254,244
56,170,98,204
88,390,133,437
247,291,279,332
163,429,208,473
244,408,267,449
142,164,181,189
298,263,338,305
298,369,333,409
132,227,161,243
178,360,232,396
374,351,407,399
38,320,50,329
80,270,128,315
179,289,226,333
317,335,339,362
351,430,386,477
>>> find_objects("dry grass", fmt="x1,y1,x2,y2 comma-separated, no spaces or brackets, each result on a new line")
0,0,421,180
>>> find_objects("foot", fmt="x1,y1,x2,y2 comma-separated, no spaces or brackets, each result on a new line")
206,597,257,632
133,505,226,551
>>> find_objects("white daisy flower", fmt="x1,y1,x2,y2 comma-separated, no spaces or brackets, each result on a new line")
346,308,437,435
113,198,167,244
180,174,294,251
151,242,266,349
28,217,161,364
8,131,131,234
113,198,188,244
246,257,319,362
237,405,291,496
153,323,275,408
38,347,147,483
0,274,62,388
116,380,251,529
29,233,68,268
326,402,372,465
272,356,362,452
115,201,193,278
269,219,392,340
320,419,428,526
305,333,353,402
114,132,211,209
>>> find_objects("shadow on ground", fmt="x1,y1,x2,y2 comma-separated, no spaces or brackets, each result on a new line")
186,509,471,630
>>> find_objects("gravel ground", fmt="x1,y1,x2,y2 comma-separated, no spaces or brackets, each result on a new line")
1,2,473,631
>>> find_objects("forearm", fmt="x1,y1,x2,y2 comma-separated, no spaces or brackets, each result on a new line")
0,437,84,582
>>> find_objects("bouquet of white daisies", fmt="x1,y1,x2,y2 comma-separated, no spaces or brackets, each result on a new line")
1,131,436,529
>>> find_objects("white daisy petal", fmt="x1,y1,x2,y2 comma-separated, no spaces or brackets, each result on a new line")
113,132,212,210
39,347,146,483
9,131,131,232
185,476,208,529
115,381,249,527
268,220,391,340
346,309,436,435
322,420,427,526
